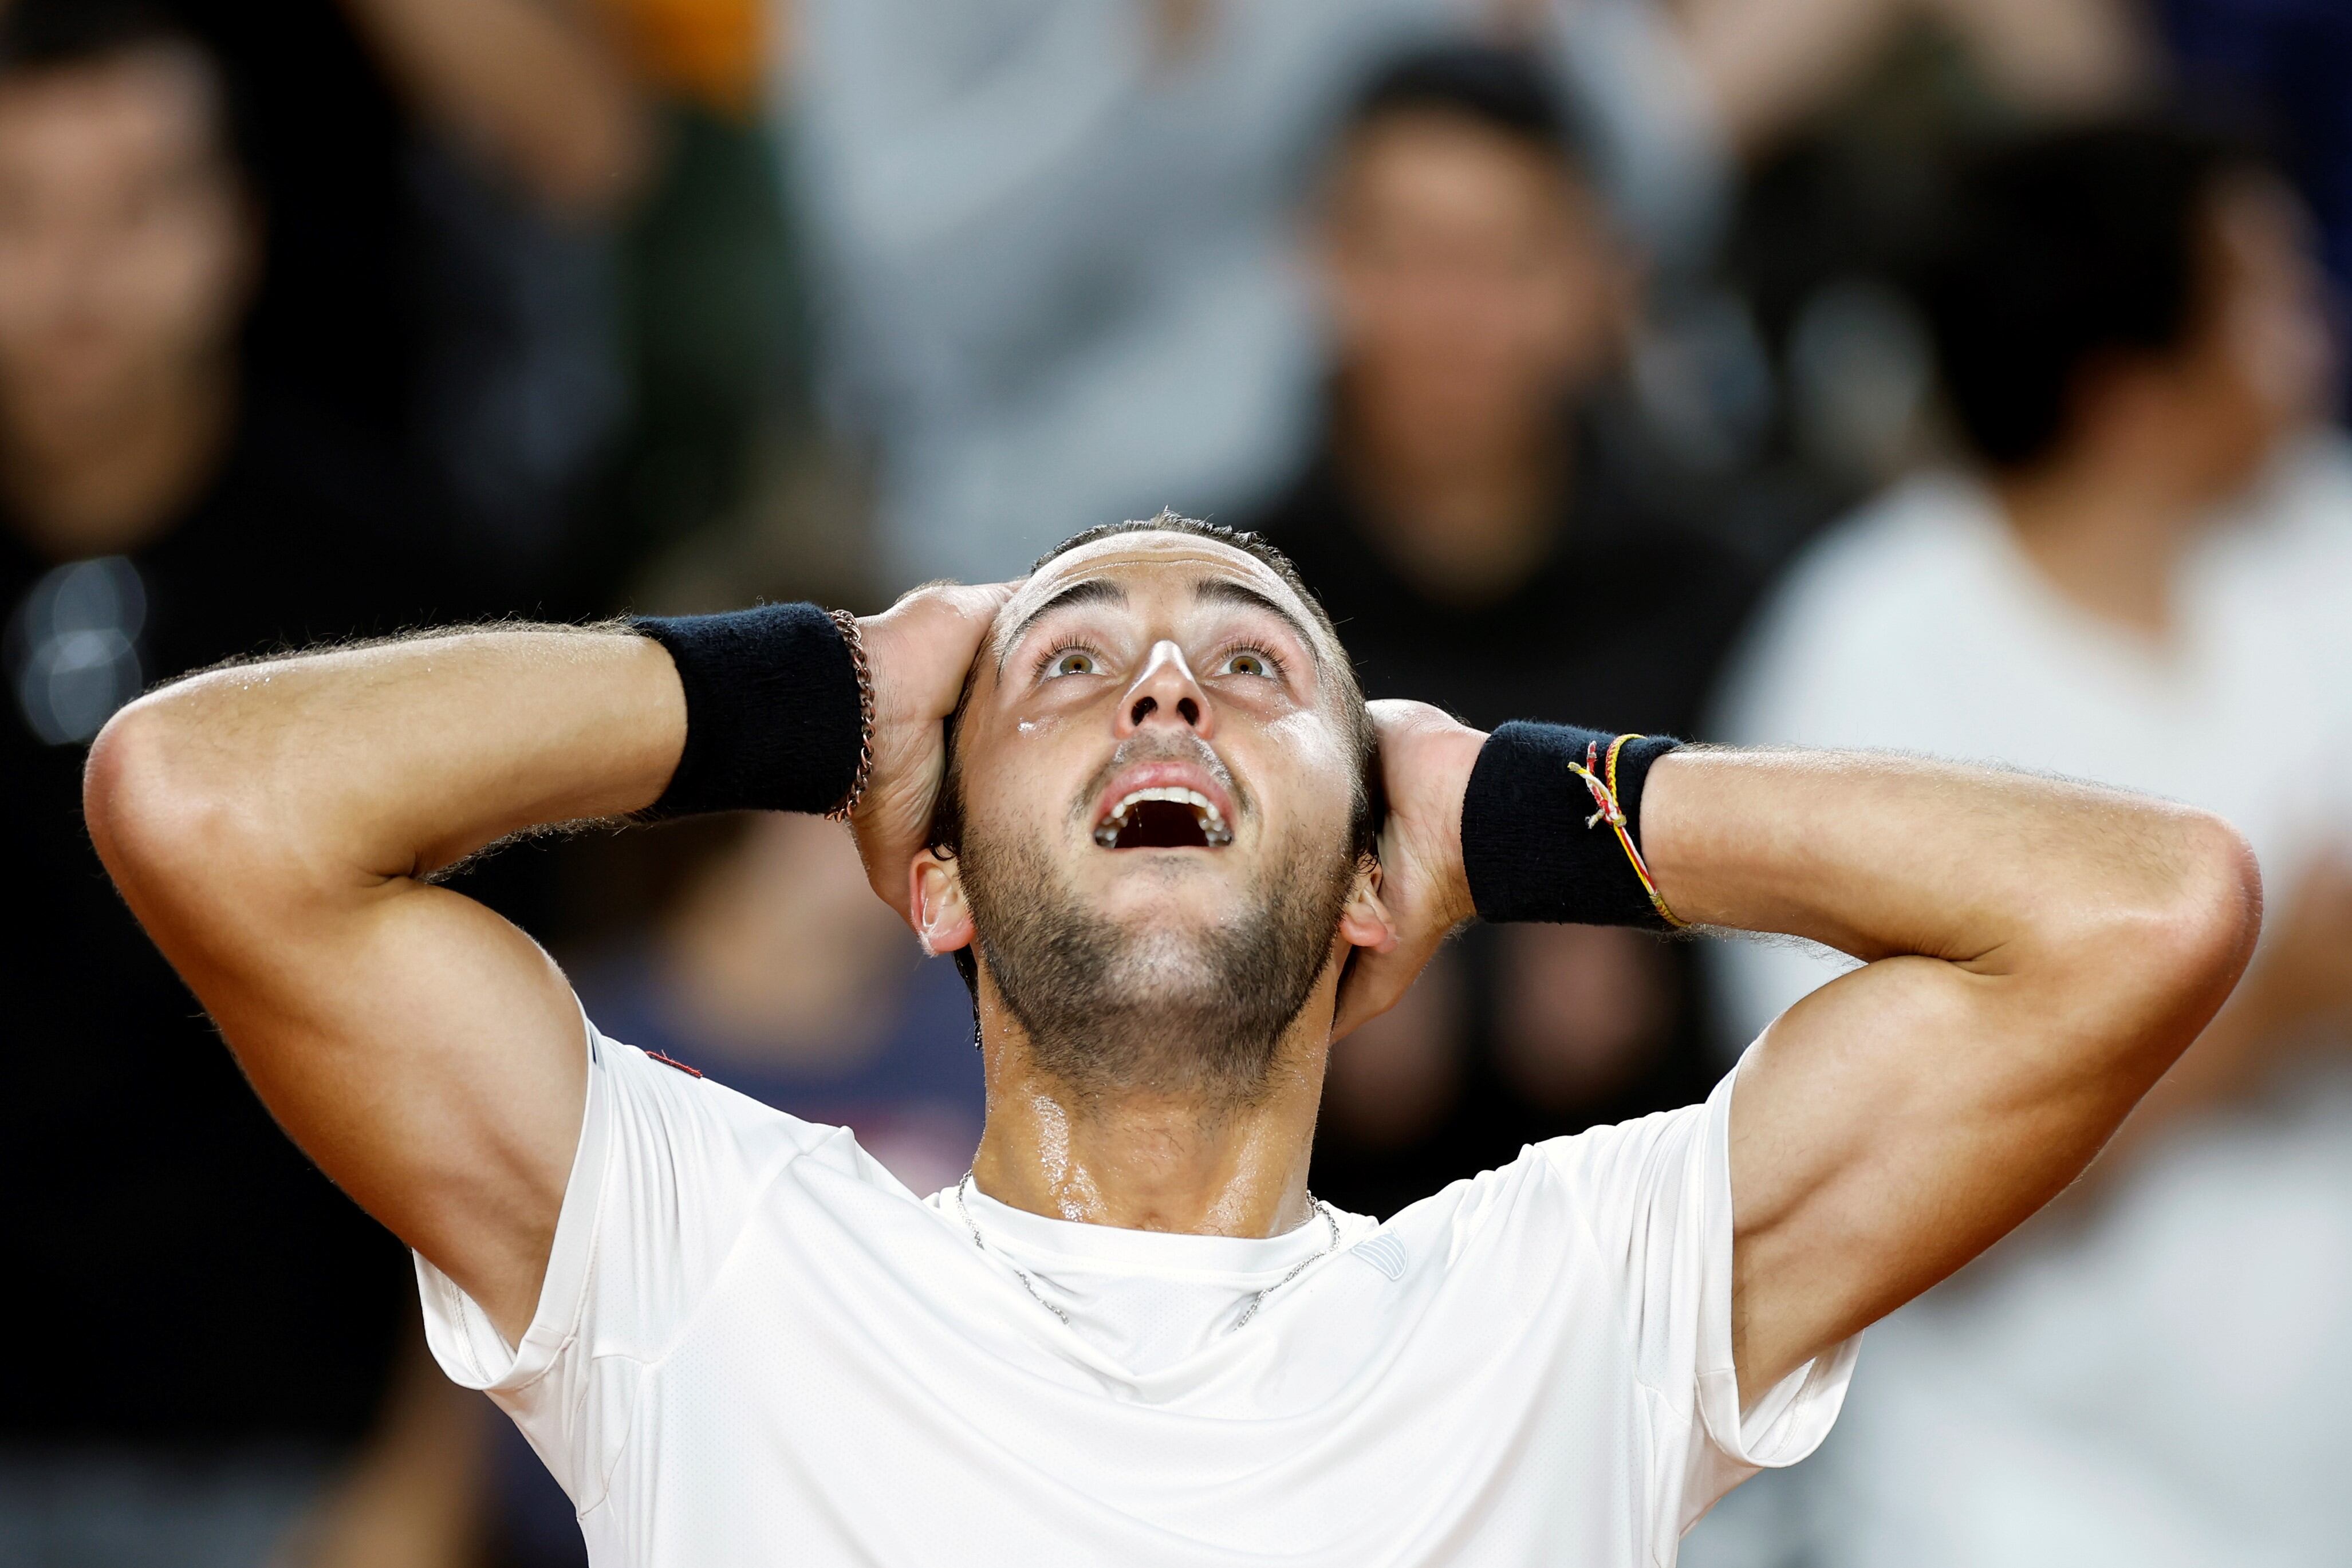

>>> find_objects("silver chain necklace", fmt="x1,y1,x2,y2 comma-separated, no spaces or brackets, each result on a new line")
954,1173,1340,1334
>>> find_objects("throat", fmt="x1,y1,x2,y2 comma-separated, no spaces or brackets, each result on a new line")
968,1060,1323,1239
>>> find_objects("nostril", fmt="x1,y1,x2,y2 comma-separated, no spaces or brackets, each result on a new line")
1177,696,1200,726
1130,695,1157,726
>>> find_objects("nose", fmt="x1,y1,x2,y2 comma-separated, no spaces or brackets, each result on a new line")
1117,640,1212,738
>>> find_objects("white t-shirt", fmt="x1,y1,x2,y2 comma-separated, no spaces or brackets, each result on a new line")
418,1024,1854,1566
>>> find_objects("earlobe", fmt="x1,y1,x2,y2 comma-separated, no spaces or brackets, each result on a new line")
909,850,977,956
1338,857,1398,955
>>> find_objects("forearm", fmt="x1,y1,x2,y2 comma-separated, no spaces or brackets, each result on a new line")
1642,747,2247,978
1449,731,2256,1069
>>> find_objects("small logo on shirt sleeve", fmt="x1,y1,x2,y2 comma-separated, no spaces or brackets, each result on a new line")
645,1050,703,1078
1348,1233,1408,1281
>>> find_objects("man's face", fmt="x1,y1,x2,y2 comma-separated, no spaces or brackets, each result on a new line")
1318,111,1624,461
917,533,1387,1101
0,48,251,436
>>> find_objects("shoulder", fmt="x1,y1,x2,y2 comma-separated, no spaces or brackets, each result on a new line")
589,1025,893,1198
1385,1094,1719,1267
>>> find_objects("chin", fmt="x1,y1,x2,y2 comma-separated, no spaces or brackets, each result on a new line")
1088,855,1255,923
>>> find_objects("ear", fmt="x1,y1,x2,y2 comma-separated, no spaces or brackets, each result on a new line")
909,848,976,957
1337,853,1398,956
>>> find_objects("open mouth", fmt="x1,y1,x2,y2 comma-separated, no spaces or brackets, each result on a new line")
1092,787,1233,850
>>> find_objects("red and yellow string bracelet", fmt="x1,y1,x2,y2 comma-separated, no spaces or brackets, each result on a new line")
1565,734,1686,929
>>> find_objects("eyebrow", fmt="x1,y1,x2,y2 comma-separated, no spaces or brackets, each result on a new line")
1193,578,1321,667
992,572,1325,673
995,577,1128,671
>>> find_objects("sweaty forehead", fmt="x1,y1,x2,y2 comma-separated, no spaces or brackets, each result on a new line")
990,534,1325,665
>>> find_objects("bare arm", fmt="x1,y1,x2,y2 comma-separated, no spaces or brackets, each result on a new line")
86,628,683,1340
1345,714,2261,1408
1671,0,2149,157
1645,749,2259,1404
339,0,651,218
85,589,1005,1347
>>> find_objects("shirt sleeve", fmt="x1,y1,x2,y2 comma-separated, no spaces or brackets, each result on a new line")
1538,1058,1862,1543
412,1014,871,1510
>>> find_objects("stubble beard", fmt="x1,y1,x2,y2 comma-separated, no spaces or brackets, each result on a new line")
958,819,1357,1108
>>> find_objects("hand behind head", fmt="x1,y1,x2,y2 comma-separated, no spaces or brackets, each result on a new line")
1332,700,1485,1041
847,580,1019,923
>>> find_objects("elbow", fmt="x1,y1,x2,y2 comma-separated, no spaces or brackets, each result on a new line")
83,695,246,905
2169,810,2264,982
2118,809,2264,1045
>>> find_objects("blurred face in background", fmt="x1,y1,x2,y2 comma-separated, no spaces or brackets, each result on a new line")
1318,109,1627,470
0,44,253,446
2070,168,2332,506
2175,170,2333,494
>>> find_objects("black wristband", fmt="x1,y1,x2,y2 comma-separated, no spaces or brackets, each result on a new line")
1461,722,1683,929
633,602,862,818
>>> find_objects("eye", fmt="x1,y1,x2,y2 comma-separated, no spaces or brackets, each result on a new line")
1218,648,1278,679
1046,649,1099,677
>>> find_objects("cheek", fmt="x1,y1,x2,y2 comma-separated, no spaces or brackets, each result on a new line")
137,214,244,337
1256,714,1360,837
963,711,1090,838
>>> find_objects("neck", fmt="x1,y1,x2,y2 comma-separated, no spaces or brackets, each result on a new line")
1,356,236,560
1992,449,2212,643
1338,395,1563,607
968,1004,1331,1238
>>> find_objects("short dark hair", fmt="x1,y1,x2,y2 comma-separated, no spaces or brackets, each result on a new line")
929,510,1381,1001
1918,120,2262,470
1341,40,1589,181
0,0,245,171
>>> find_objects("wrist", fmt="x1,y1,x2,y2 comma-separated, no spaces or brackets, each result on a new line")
632,602,865,818
1460,723,1684,929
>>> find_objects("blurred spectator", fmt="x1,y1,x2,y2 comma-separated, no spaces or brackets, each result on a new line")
92,0,656,598
0,5,486,1561
491,811,980,1567
333,0,649,594
1651,0,2161,574
586,0,822,610
785,0,1729,588
1691,120,2352,1566
1673,0,2152,162
108,0,652,602
1248,43,1755,1217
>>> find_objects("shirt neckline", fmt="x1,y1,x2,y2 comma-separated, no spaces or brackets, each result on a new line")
958,1183,1341,1281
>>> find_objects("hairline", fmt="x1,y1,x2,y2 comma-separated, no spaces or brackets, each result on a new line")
935,515,1373,848
990,553,1336,683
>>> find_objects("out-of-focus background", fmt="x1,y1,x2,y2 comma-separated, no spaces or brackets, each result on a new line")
1,0,2346,1563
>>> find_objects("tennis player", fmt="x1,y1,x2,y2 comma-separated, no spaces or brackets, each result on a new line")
86,514,2258,1563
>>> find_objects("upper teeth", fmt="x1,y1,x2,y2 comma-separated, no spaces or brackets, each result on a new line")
1095,787,1232,847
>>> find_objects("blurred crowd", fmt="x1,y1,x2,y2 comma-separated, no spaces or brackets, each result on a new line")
1,0,2346,1564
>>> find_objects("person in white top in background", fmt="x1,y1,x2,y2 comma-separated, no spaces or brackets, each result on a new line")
86,501,2255,1564
782,0,1725,585
1693,121,2352,1568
